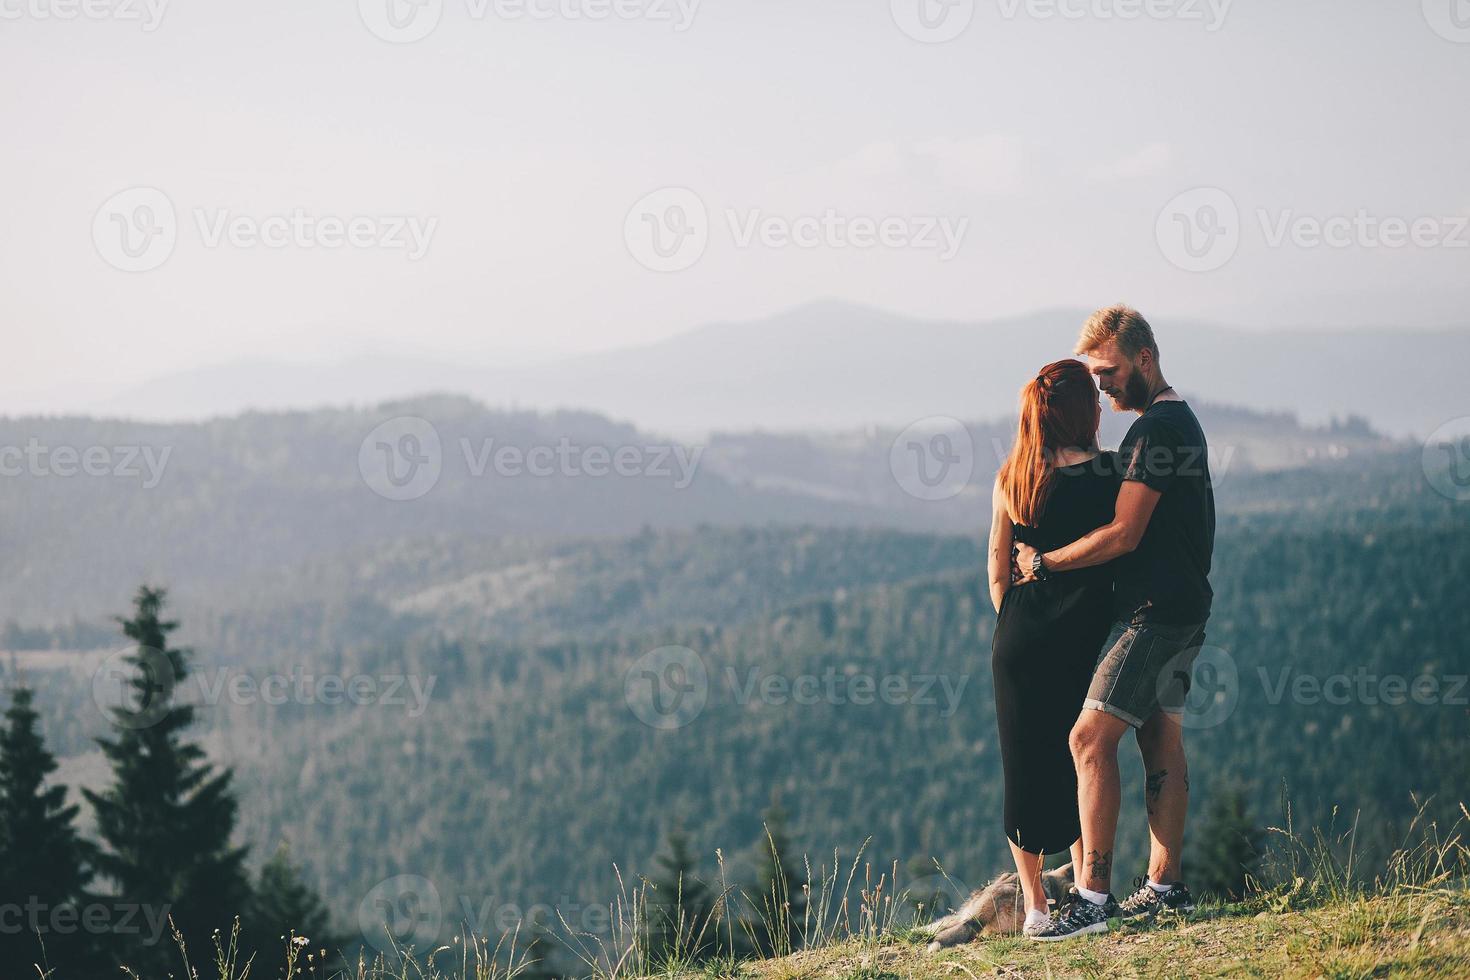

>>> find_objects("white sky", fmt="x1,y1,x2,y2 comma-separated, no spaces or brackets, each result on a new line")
2,0,1467,412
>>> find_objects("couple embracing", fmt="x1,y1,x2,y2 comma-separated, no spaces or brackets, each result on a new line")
988,305,1216,940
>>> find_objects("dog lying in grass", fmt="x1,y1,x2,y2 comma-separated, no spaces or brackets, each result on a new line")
917,863,1075,950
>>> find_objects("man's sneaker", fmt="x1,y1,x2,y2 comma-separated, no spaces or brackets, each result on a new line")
1117,877,1196,921
1028,888,1118,942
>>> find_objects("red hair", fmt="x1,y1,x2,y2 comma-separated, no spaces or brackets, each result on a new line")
997,359,1097,527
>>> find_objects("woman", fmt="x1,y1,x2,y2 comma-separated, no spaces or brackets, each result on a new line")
987,358,1121,935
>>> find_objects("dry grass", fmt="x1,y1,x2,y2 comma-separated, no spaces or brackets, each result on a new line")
739,887,1470,980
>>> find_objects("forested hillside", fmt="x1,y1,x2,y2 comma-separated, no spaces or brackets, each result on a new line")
2,405,1462,973
11,515,1457,963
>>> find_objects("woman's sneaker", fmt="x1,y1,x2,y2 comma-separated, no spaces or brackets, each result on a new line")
1022,908,1052,937
1028,888,1118,941
1118,878,1196,921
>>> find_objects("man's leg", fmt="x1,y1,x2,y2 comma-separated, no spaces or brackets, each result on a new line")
1069,708,1131,895
1137,709,1188,883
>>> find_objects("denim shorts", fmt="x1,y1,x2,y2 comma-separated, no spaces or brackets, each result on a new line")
1084,616,1208,728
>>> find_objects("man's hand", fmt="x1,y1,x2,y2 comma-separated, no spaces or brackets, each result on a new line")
1013,541,1040,584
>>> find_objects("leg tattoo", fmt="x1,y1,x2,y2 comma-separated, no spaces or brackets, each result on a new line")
1145,769,1168,815
1086,849,1113,886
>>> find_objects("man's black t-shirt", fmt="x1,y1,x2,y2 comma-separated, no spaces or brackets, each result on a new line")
1114,399,1215,625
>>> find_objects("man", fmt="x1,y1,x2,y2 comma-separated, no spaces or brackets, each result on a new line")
1013,305,1215,940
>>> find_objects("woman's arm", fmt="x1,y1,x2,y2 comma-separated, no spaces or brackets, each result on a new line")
986,477,1013,614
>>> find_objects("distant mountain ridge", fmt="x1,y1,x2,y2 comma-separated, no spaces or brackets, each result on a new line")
83,301,1467,437
0,394,1422,622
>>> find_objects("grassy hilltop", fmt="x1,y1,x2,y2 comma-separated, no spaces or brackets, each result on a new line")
749,889,1470,980
106,806,1470,980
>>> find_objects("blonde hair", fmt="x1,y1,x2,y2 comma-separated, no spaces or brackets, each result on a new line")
1075,304,1158,361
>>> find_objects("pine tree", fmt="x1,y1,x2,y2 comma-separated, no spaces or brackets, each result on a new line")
82,586,253,974
247,841,339,966
749,798,805,957
1191,787,1265,901
0,686,98,978
647,827,714,964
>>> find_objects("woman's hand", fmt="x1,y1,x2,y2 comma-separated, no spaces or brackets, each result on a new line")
1013,541,1040,584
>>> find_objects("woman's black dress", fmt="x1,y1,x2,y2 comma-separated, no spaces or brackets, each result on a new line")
992,452,1121,855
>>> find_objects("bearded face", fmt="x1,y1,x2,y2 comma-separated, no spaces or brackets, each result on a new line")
1086,341,1155,413
1120,367,1151,411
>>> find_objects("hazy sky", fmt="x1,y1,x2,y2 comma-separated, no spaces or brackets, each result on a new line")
2,0,1467,413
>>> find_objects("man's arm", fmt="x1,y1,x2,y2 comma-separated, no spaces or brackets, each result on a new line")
1014,480,1161,581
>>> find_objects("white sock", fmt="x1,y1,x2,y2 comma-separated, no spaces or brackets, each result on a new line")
1077,885,1109,906
1024,908,1049,930
1147,879,1171,893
